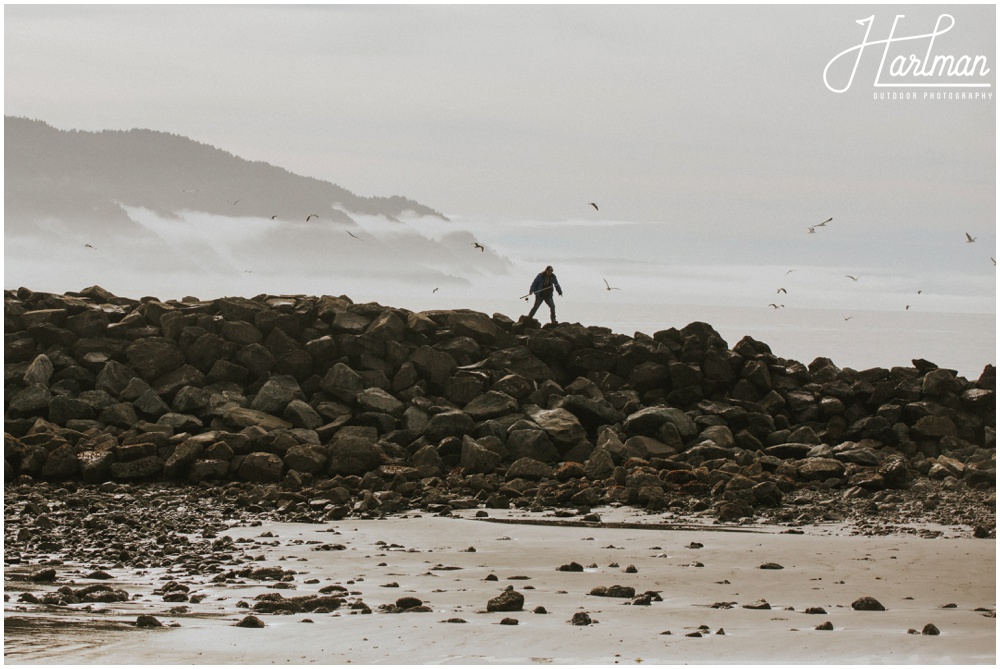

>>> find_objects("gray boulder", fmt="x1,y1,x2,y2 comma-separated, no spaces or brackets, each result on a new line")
126,337,185,381
356,388,405,418
464,391,519,421
328,436,382,476
23,354,54,387
460,437,503,475
507,457,553,481
238,452,284,483
525,407,586,448
251,375,305,414
425,410,476,444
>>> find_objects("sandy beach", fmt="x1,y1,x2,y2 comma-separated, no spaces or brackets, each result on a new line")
5,505,995,665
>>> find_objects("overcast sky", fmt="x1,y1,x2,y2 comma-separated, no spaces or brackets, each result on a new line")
5,3,995,229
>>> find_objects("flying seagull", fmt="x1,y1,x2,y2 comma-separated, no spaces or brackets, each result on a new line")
845,275,859,282
603,278,620,291
777,287,787,294
433,288,439,293
816,217,832,227
472,242,485,252
589,202,599,211
346,230,362,241
844,316,854,321
271,215,278,220
785,269,797,275
84,243,95,249
992,257,996,266
807,226,817,234
768,303,785,309
306,214,319,221
905,305,910,310
228,198,240,205
965,232,976,243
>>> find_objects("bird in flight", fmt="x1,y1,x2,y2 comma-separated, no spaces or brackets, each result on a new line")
768,303,785,309
845,275,859,282
785,269,797,275
472,242,485,252
433,288,439,293
270,215,278,220
965,232,976,243
603,278,620,291
346,230,362,241
306,214,319,221
844,316,854,321
777,287,787,294
992,257,996,266
816,217,832,227
905,305,910,310
84,243,95,249
807,227,817,234
589,202,599,211
228,198,240,205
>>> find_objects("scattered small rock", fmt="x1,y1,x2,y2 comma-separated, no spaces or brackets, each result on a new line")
557,562,585,572
743,599,771,610
236,615,265,628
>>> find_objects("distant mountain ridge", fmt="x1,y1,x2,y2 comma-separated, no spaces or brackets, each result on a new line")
4,116,448,234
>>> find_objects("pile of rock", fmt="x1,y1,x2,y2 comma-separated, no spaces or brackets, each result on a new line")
4,286,995,525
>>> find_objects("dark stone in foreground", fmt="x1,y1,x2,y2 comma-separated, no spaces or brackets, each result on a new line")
852,596,886,611
236,615,266,628
487,588,524,612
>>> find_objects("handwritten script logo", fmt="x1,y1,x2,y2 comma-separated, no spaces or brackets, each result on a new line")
824,14,991,93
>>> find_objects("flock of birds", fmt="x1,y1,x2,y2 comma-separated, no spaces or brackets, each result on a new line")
765,217,991,319
79,197,992,314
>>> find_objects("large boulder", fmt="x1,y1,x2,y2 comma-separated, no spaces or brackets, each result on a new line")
356,388,405,418
320,363,364,402
623,406,697,438
328,436,382,476
796,457,846,481
126,338,185,382
464,391,519,421
525,407,586,449
238,452,284,483
251,375,305,414
409,346,458,389
506,428,560,463
425,410,476,444
460,438,503,475
507,457,553,481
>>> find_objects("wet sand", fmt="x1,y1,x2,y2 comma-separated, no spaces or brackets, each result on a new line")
4,506,995,665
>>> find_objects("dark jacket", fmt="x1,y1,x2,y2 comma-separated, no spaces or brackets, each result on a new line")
530,272,562,296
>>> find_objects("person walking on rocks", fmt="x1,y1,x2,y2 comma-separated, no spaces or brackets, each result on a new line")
526,265,562,324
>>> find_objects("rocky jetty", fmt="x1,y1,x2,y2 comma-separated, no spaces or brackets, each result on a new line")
4,286,995,531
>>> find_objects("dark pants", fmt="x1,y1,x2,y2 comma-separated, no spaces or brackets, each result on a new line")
528,290,556,322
